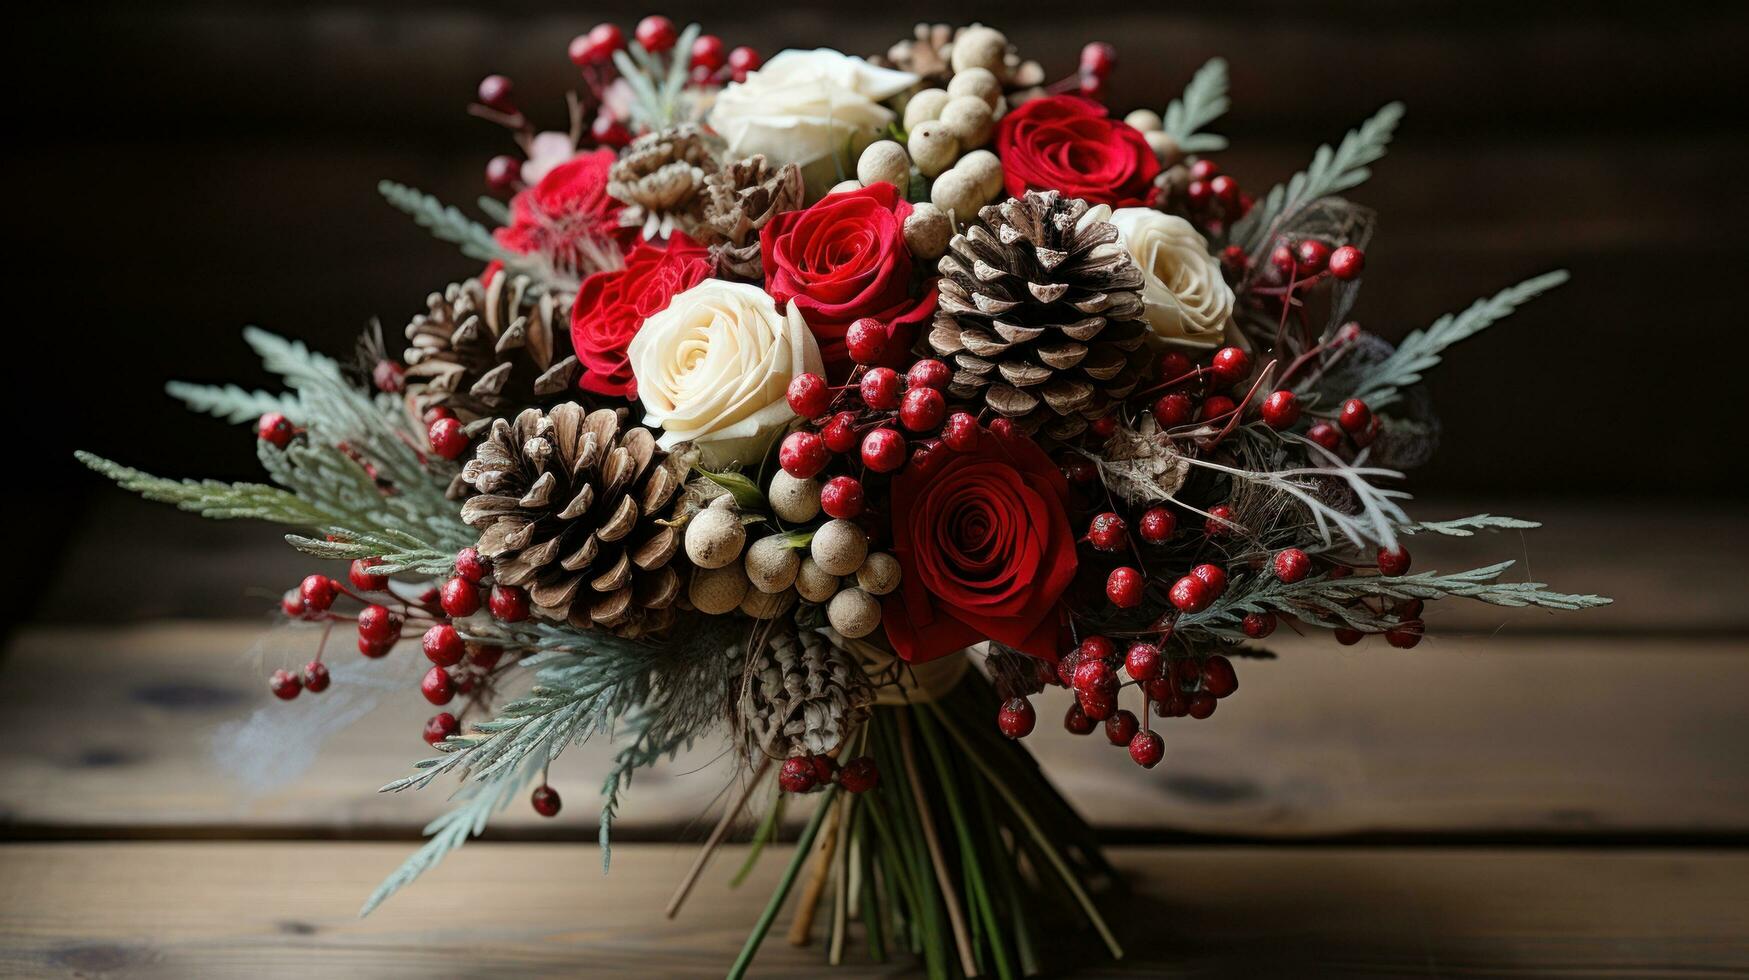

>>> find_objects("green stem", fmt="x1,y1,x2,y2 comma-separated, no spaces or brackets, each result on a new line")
974,776,1040,976
925,700,1124,962
877,713,949,979
728,793,785,888
917,707,1015,980
858,818,887,963
726,786,838,980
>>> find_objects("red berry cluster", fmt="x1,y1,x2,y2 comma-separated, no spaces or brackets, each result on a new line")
1180,159,1253,236
1306,396,1381,453
778,754,880,795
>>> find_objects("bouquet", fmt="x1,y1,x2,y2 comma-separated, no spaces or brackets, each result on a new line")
84,17,1609,977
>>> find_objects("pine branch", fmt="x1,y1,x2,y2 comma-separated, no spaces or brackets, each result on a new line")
1401,514,1541,537
283,532,455,576
1161,58,1230,154
166,381,302,425
1184,560,1612,636
1348,271,1569,410
77,451,332,527
1232,102,1405,254
1187,440,1411,551
377,179,510,264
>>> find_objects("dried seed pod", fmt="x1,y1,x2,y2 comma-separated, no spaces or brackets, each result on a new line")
685,501,747,569
904,203,953,261
690,563,750,614
827,587,882,638
1124,108,1164,132
947,68,1002,110
855,552,902,596
795,557,840,603
810,519,869,577
930,169,984,221
740,585,798,620
903,88,951,130
951,25,1009,76
745,535,802,594
767,470,821,523
857,139,911,189
908,121,959,178
955,149,1004,201
940,96,994,149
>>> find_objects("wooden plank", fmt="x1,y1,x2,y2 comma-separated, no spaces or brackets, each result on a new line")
1,841,1744,977
3,623,1744,837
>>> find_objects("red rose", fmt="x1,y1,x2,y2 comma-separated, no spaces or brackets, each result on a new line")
570,233,711,398
761,182,937,380
882,430,1078,664
995,95,1159,208
495,149,629,277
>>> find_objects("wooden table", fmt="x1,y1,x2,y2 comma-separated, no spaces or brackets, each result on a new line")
3,501,1747,976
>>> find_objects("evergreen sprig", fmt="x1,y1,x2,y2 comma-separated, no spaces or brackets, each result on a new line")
1401,514,1541,537
76,451,333,526
1232,102,1406,254
613,23,702,132
377,179,512,264
1162,58,1230,154
1185,560,1611,636
166,381,303,425
1348,271,1569,410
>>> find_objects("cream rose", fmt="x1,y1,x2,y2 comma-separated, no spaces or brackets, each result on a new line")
628,279,823,467
1107,207,1235,347
709,49,917,196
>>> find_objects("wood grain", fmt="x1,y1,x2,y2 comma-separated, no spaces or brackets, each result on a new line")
4,623,1743,838
2,842,1744,977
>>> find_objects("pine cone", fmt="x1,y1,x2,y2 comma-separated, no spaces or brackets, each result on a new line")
928,191,1150,439
608,125,721,240
403,275,579,422
740,630,872,759
460,404,689,637
699,155,804,279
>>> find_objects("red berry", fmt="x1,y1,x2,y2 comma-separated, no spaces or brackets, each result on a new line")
584,23,624,63
1072,657,1116,695
786,373,831,418
1124,642,1162,681
301,660,331,693
489,585,530,622
1105,709,1139,746
1186,182,1211,208
469,644,505,670
1328,245,1366,280
906,359,950,391
1064,702,1097,735
1089,413,1119,438
422,624,465,667
1190,563,1228,596
778,757,817,793
1079,41,1116,77
440,577,481,618
1261,390,1301,430
1242,612,1276,638
1209,346,1250,386
1153,392,1195,426
1204,504,1236,537
727,45,761,80
1174,658,1201,690
1338,398,1372,434
779,430,829,479
357,635,395,658
1209,174,1240,207
941,412,980,451
838,756,880,793
1399,598,1425,621
1220,244,1249,272
591,113,631,148
257,412,294,448
357,604,400,644
1377,546,1411,577
1201,655,1238,698
1077,71,1106,100
1334,627,1365,646
280,589,306,618
421,665,455,705
820,476,865,519
1168,575,1212,612
1138,507,1176,544
1153,685,1189,717
421,405,455,427
1079,690,1117,722
1158,350,1195,379
845,318,889,365
1086,512,1127,552
423,712,459,745
1055,649,1083,688
1188,159,1220,182
860,367,900,410
1386,619,1425,649
1307,421,1344,450
997,697,1036,739
1079,635,1116,662
1295,239,1331,274
1106,566,1145,609
485,154,520,192
349,558,388,592
689,33,725,70
634,15,677,53
1060,455,1098,484
1271,244,1297,274
899,387,946,432
476,74,515,112
300,574,337,612
1129,730,1165,768
1200,395,1237,422
822,411,858,453
455,547,487,585
531,784,562,817
268,668,302,700
988,417,1016,439
428,417,468,460
1186,692,1217,719
1273,548,1311,583
373,359,406,393
860,428,906,473
811,755,838,785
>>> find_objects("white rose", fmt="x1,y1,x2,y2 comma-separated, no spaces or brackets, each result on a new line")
709,49,917,196
1106,207,1235,347
628,279,824,467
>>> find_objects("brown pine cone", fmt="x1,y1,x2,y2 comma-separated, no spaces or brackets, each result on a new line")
740,630,872,759
607,125,721,240
927,190,1150,439
699,155,804,279
460,404,690,637
402,274,579,422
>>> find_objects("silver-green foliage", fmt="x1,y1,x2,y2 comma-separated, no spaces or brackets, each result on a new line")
1162,58,1230,154
1231,102,1405,254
